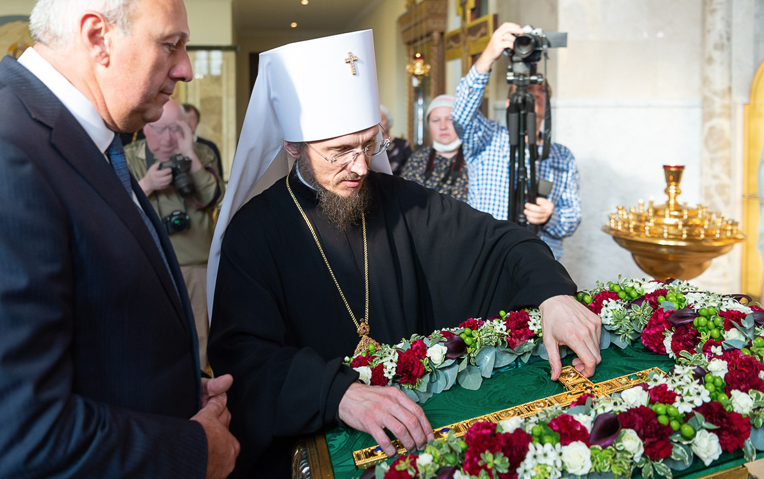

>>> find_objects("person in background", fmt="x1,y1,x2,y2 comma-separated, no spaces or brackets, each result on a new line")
401,95,468,202
126,99,224,372
0,0,238,477
183,103,224,180
452,22,582,260
380,104,412,175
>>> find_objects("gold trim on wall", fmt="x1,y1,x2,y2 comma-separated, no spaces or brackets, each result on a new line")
742,60,764,300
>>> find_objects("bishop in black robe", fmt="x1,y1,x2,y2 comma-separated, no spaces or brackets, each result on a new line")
208,168,577,477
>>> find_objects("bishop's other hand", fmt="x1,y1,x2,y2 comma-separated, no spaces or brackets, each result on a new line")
539,295,602,381
338,382,435,457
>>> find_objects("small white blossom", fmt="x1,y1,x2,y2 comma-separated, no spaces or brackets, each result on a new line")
560,441,591,475
528,310,542,335
720,298,753,315
599,299,624,326
760,370,764,381
730,390,754,415
711,345,723,356
619,429,644,462
708,359,728,380
640,280,663,294
692,429,722,466
416,453,433,467
354,367,371,385
621,386,650,408
724,328,746,342
664,331,675,359
426,344,447,367
500,416,524,433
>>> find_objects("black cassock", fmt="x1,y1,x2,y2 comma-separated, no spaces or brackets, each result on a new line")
209,169,576,477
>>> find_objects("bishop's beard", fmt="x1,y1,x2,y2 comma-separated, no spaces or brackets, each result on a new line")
297,158,371,231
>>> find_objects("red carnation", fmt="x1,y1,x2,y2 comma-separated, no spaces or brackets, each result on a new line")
648,384,678,405
696,401,750,452
463,422,532,479
644,288,669,309
702,338,724,358
410,339,428,359
549,414,590,445
396,349,425,386
370,364,387,386
460,318,484,330
671,325,700,357
440,330,455,339
505,310,530,330
350,354,373,368
507,328,535,349
719,310,747,331
499,430,534,479
641,308,672,354
571,393,595,407
721,349,764,394
753,305,764,313
589,290,620,315
385,454,418,479
618,406,673,460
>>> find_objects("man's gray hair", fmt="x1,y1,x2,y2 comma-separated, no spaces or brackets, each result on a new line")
29,0,137,50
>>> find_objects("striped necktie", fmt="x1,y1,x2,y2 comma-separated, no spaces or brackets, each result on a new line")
105,135,179,295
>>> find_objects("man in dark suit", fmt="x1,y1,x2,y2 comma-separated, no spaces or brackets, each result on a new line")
0,0,239,477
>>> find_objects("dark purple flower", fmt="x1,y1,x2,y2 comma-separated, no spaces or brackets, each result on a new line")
667,308,698,327
445,335,467,359
435,466,458,479
589,412,622,448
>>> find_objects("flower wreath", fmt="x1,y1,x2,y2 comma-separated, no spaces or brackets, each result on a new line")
349,277,764,479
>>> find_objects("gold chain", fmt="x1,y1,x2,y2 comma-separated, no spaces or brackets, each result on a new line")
285,174,369,330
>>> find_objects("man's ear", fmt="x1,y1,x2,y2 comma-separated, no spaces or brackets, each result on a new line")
79,11,112,66
283,141,302,159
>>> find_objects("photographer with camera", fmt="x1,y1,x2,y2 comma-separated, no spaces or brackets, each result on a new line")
452,22,581,260
126,100,224,371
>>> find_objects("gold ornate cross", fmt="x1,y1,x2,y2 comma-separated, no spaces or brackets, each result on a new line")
344,52,359,75
353,366,665,469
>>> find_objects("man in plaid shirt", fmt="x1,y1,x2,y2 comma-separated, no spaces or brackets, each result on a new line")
452,22,581,260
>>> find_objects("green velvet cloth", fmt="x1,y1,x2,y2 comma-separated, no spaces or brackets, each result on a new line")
324,343,760,478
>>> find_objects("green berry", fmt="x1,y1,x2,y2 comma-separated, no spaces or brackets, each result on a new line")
699,308,709,317
717,392,729,402
713,317,724,328
500,310,507,317
583,295,592,305
613,285,622,293
658,295,666,303
707,307,717,316
705,383,716,394
464,327,472,335
704,374,715,384
693,318,699,328
618,291,627,300
711,329,721,339
629,290,639,299
755,337,764,349
698,317,708,328
458,440,468,452
670,419,681,431
713,377,723,388
667,405,679,417
443,453,457,466
576,292,584,300
654,404,667,416
464,337,474,346
532,426,543,437
680,424,696,439
657,415,670,426
743,348,752,356
541,435,555,445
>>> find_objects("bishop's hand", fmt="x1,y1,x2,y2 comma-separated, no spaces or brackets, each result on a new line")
338,382,434,457
539,295,602,381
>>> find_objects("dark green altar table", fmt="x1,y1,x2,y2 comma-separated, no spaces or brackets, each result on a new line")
295,344,760,479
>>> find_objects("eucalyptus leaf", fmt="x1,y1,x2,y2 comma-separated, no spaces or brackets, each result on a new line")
416,373,430,392
567,404,591,416
375,466,386,479
520,350,533,363
731,320,755,341
439,358,455,369
441,362,459,391
458,356,469,372
494,347,519,368
513,341,535,354
414,389,433,403
599,329,612,350
722,339,747,350
401,386,419,403
610,334,629,349
663,444,692,470
536,343,548,360
430,370,447,394
749,426,764,451
476,346,497,378
457,364,483,390
661,301,677,311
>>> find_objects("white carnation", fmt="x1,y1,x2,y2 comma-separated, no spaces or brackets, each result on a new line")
427,344,448,367
730,390,754,415
500,416,524,433
692,429,722,466
621,386,650,408
354,366,371,385
724,328,746,342
708,359,728,380
416,453,433,467
560,441,592,475
619,429,644,462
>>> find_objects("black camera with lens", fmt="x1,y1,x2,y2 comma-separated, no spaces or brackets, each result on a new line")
158,153,196,197
162,209,191,235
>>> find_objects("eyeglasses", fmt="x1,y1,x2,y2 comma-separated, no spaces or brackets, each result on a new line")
305,133,391,169
148,124,183,135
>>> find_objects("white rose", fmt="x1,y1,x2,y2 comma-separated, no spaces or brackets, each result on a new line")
692,429,722,466
708,359,728,380
416,452,433,467
427,344,448,367
561,441,592,476
453,471,470,479
642,281,662,294
500,416,524,433
572,414,593,433
354,366,371,385
724,328,746,342
621,386,650,408
730,390,754,415
664,332,675,359
619,429,644,462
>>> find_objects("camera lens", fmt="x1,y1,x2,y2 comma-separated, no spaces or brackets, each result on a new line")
514,35,536,58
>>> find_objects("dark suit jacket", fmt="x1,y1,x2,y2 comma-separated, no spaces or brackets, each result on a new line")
0,56,208,477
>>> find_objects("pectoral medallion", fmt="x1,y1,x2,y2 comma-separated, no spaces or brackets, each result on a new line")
354,321,380,356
